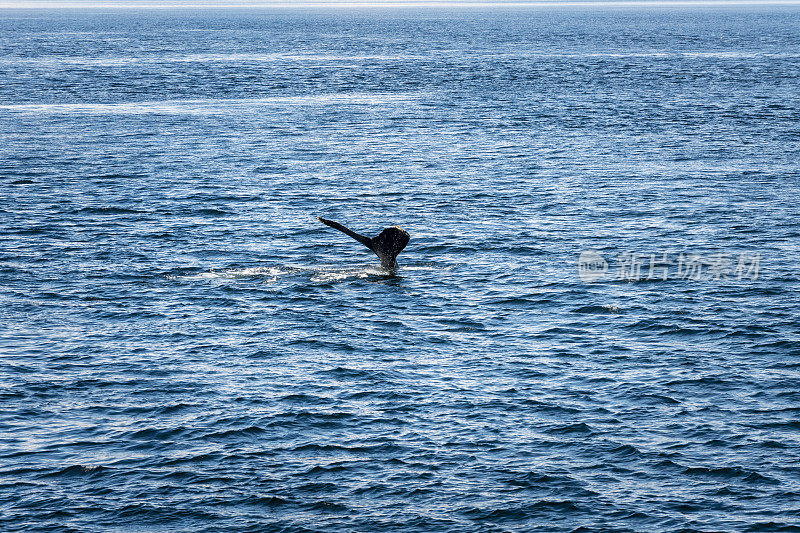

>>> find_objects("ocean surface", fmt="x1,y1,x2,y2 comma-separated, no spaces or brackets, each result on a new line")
1,6,800,532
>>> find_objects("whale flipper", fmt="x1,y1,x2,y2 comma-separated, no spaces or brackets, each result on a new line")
318,217,409,270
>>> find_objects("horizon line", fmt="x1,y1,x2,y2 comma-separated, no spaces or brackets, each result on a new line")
2,0,800,8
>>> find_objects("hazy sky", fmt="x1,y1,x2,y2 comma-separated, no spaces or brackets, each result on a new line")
2,0,799,6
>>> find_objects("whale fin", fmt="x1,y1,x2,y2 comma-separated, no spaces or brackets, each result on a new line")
317,217,372,249
317,217,409,270
371,226,409,270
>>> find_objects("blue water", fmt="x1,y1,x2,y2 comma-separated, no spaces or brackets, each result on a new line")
2,6,800,531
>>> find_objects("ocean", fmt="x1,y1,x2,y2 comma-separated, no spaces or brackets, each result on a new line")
1,5,799,531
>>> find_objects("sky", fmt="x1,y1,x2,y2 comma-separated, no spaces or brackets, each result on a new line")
2,0,799,6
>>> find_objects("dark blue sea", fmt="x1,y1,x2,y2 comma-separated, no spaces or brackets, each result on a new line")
1,5,800,532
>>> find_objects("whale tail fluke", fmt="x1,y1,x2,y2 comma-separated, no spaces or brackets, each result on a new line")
317,217,409,270
317,217,372,249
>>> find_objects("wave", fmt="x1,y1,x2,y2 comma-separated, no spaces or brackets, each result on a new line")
570,304,623,314
0,92,426,115
178,263,407,284
546,422,595,435
684,465,781,484
71,206,147,215
0,52,426,67
41,464,113,478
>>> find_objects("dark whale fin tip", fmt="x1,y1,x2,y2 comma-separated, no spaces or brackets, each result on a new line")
318,217,410,270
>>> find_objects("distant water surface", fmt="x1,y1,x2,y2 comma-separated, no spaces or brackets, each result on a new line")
1,7,799,532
